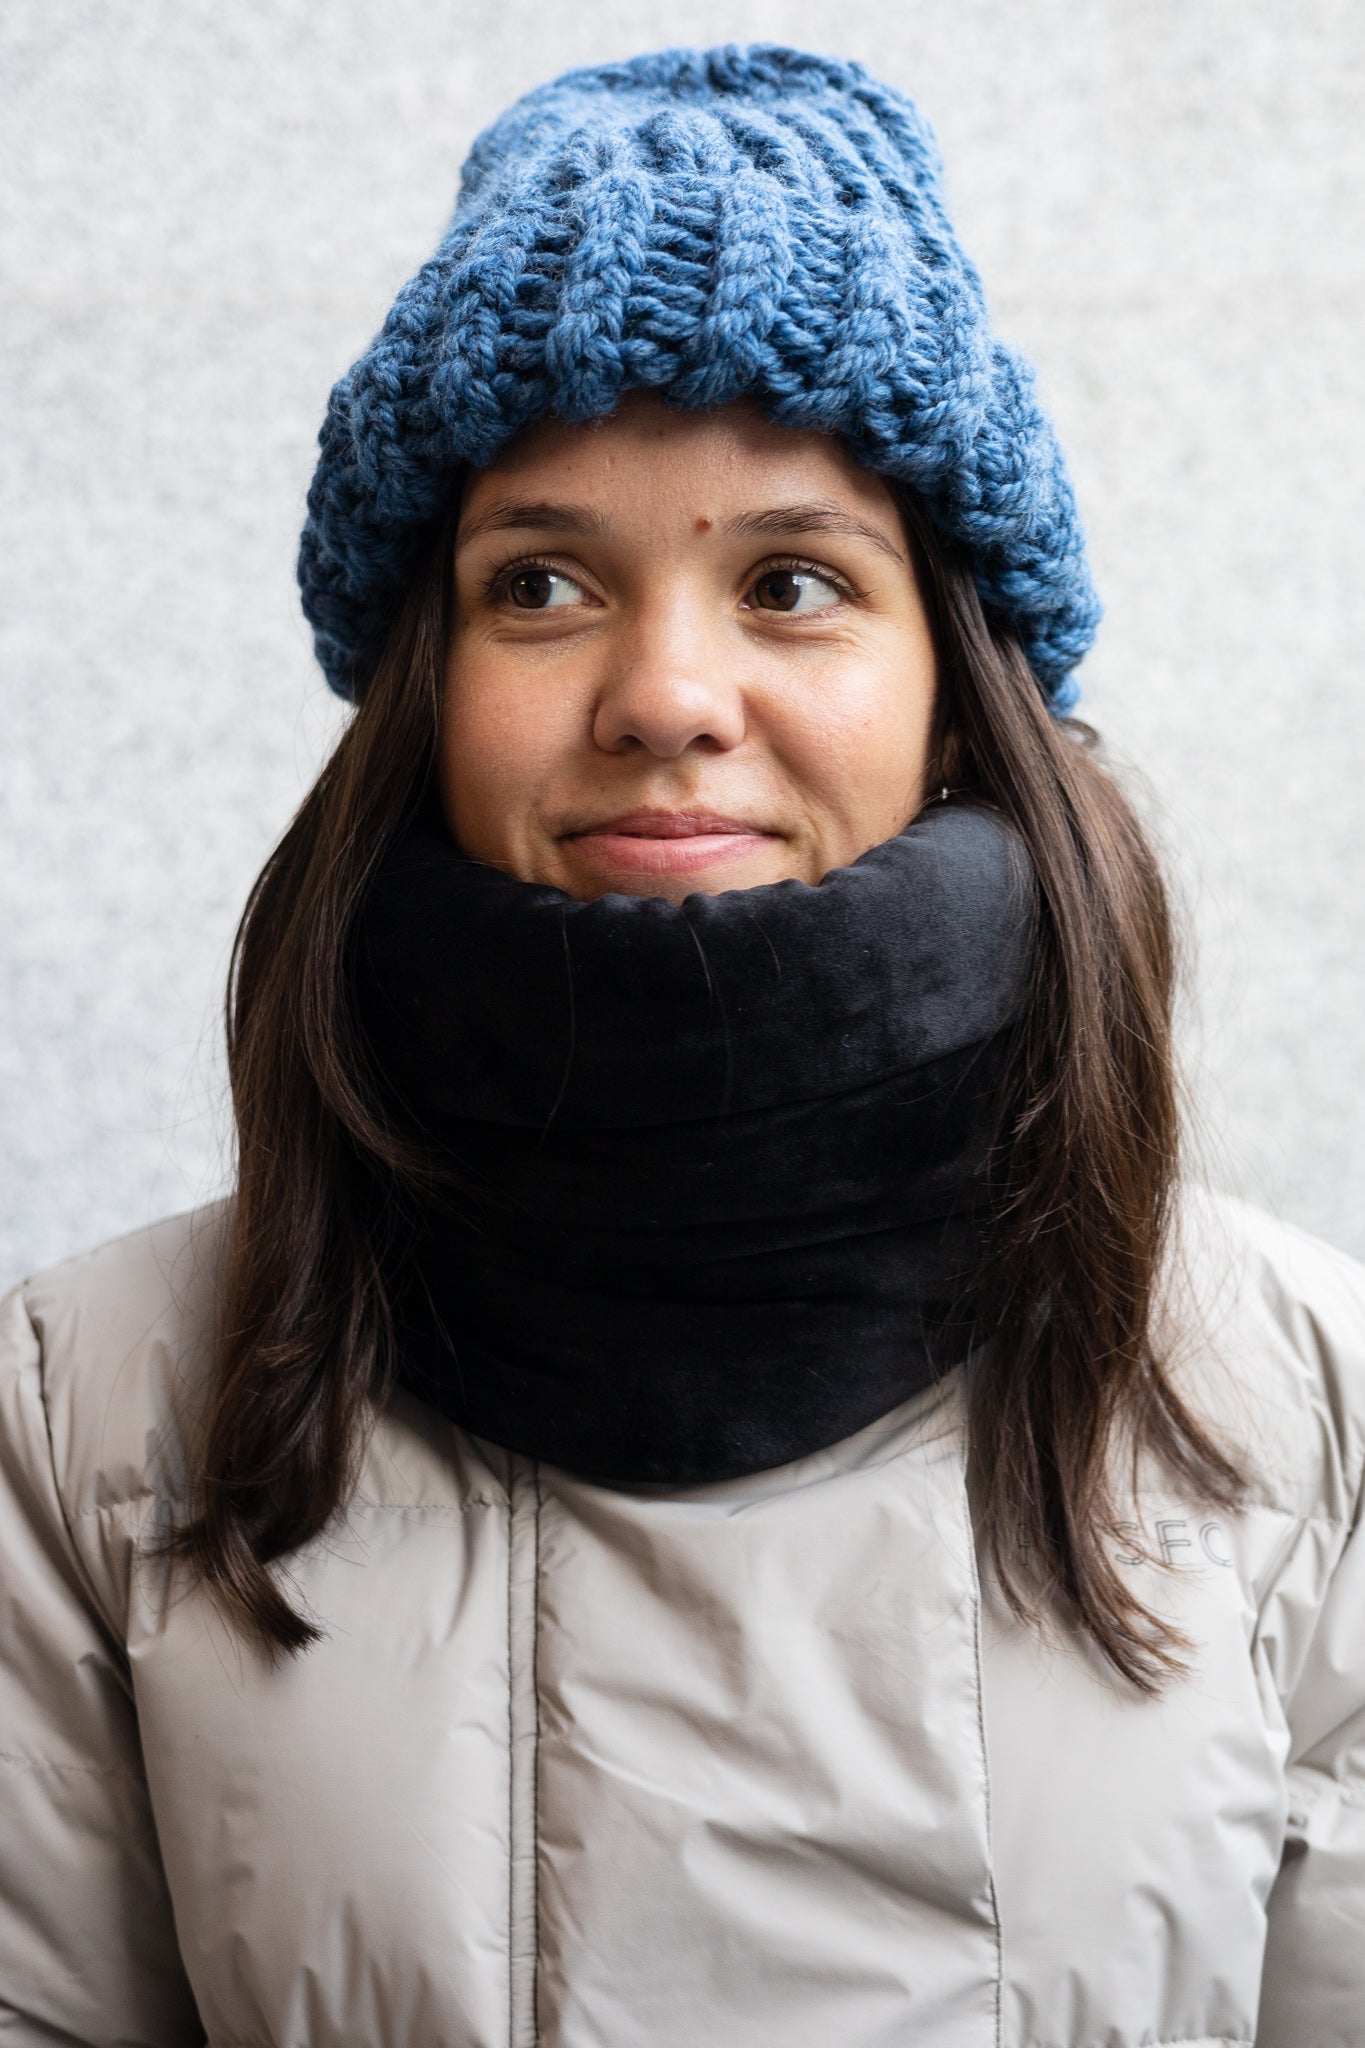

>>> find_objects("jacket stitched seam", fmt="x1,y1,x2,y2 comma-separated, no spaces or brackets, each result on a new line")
349,1496,503,1517
59,1486,1361,1531
1024,2036,1251,2047
1285,1768,1365,1812
964,1464,1004,2048
24,1287,128,1654
66,1493,172,1522
62,1492,501,1523
507,1462,515,2048
532,1462,543,2048
1222,1502,1350,1530
60,1488,1359,1541
0,1747,141,1785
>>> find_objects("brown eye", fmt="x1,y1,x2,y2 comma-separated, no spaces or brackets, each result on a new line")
502,566,586,609
750,566,842,613
509,569,553,608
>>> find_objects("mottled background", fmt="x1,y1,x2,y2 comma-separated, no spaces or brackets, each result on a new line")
3,0,1363,1289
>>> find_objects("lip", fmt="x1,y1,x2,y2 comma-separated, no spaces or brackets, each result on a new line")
563,807,780,877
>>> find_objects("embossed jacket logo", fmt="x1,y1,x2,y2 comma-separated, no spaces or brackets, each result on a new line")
1115,1516,1233,1568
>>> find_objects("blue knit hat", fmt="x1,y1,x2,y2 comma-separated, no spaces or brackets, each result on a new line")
298,44,1100,710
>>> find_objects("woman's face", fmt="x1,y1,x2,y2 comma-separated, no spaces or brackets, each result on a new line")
439,391,939,904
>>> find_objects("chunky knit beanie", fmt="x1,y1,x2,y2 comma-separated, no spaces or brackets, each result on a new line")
298,44,1100,710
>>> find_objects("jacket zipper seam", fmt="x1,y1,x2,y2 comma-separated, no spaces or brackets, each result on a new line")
963,1438,1004,2048
532,1462,543,2048
961,1376,1002,2048
506,1461,515,2048
507,1452,541,2048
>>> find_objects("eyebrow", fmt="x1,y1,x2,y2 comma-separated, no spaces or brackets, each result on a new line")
456,499,613,547
454,496,907,565
723,502,907,566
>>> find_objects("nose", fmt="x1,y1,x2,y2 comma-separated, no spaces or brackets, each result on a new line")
591,602,747,758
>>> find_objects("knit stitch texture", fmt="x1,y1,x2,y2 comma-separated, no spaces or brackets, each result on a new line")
298,44,1101,708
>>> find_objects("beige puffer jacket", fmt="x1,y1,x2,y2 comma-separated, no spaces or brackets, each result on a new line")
2,1186,1364,2048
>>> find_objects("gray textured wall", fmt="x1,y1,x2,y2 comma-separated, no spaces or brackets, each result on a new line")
3,0,1363,1290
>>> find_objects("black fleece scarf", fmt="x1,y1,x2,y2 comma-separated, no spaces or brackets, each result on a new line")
349,796,1034,1485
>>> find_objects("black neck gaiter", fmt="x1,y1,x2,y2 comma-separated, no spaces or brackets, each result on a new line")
349,797,1034,1485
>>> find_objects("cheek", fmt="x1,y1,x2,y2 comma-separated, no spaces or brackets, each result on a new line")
437,658,567,857
775,650,937,833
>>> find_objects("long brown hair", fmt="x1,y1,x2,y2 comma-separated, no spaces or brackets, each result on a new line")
157,481,1245,1690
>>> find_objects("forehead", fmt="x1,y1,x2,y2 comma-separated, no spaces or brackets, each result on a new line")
458,391,900,526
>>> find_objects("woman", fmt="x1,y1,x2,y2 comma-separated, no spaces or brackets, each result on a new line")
2,42,1363,2048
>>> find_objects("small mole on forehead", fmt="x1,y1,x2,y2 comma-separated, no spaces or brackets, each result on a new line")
695,515,713,531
